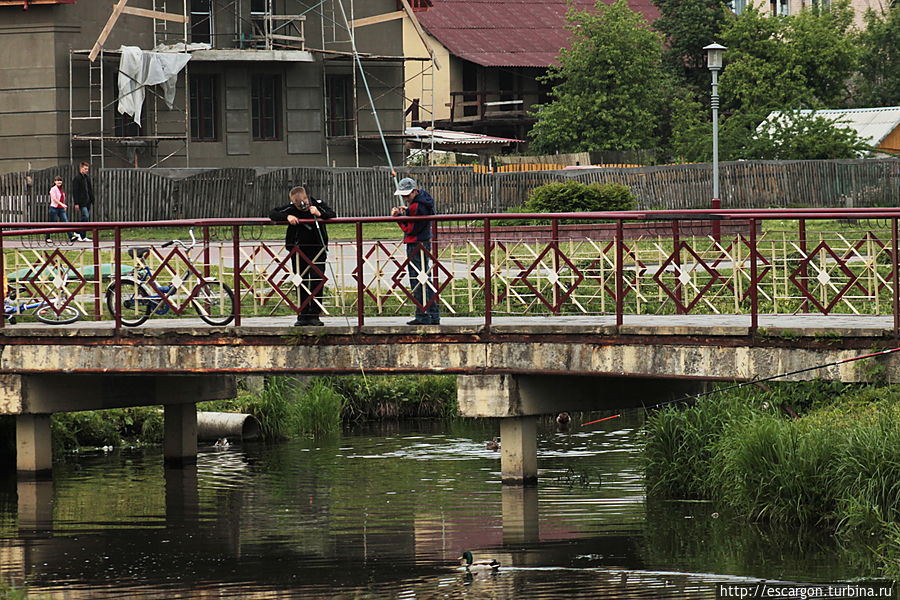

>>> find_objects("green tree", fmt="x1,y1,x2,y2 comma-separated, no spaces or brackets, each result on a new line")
528,0,668,154
786,1,859,106
652,0,731,87
745,110,870,159
855,5,900,106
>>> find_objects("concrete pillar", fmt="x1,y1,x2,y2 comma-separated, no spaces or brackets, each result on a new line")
500,416,537,486
15,415,52,477
164,403,197,466
501,486,539,545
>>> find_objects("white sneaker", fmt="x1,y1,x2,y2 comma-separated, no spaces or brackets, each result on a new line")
81,236,92,242
70,235,80,242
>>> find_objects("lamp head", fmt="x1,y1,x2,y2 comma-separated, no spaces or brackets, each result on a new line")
703,42,727,70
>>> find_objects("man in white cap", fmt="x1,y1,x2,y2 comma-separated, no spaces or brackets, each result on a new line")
391,177,440,325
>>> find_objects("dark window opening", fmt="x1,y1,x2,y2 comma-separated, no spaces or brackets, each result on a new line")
251,74,281,141
498,69,516,112
114,83,141,137
326,74,354,137
190,74,219,141
462,61,479,117
190,0,213,45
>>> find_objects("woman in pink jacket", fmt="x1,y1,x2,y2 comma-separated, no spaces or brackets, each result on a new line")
48,176,77,243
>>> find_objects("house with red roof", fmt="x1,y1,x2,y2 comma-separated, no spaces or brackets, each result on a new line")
397,0,660,148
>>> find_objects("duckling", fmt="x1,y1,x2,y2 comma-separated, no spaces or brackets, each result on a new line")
485,437,500,451
214,437,230,448
556,412,571,426
459,550,500,571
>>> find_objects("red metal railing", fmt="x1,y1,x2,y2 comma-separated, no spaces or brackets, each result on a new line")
1,209,900,336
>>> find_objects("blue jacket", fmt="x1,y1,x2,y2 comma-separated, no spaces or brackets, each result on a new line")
399,189,435,243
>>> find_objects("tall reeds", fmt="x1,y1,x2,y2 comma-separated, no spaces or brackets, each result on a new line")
641,382,900,577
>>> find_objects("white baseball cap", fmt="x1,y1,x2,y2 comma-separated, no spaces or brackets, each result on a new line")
394,177,417,196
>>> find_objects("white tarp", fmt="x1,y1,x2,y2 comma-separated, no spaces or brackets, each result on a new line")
117,46,191,127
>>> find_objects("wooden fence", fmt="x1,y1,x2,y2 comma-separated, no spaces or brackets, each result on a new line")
0,159,897,221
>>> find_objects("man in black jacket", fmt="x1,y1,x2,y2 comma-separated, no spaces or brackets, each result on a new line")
269,186,336,326
70,161,95,242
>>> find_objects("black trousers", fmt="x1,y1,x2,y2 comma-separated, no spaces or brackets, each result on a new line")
290,245,327,315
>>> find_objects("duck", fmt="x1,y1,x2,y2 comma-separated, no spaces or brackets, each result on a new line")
556,412,571,426
459,550,500,572
485,437,500,451
214,437,230,448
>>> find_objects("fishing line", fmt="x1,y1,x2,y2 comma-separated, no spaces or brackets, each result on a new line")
581,346,900,427
308,208,371,391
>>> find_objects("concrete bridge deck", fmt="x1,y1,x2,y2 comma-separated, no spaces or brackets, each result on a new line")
5,314,898,481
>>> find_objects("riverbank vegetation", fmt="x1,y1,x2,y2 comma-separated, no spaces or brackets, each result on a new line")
17,375,458,455
199,375,457,440
642,381,900,577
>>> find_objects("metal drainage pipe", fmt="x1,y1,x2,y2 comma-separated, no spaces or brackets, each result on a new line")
197,412,261,443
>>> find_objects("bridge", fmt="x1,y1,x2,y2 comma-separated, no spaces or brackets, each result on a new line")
3,209,900,483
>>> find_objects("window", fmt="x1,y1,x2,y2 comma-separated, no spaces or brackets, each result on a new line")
114,83,141,137
190,0,213,45
251,75,281,140
730,0,746,13
190,75,219,141
325,74,353,137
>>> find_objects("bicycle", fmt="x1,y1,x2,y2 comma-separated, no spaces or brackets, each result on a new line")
105,229,235,327
3,279,83,325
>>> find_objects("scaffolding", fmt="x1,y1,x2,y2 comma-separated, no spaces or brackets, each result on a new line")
68,0,436,168
315,0,438,167
68,1,190,168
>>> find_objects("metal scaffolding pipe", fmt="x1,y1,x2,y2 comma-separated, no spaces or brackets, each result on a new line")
197,412,261,442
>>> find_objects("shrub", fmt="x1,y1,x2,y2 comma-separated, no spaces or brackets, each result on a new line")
525,181,636,214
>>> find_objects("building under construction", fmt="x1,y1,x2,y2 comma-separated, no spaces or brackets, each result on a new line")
0,0,421,174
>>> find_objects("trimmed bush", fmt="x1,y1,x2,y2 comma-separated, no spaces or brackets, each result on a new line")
525,181,636,213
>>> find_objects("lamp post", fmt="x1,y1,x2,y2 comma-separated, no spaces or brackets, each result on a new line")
703,42,726,240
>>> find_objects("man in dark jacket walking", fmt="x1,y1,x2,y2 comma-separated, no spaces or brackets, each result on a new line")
270,186,336,326
70,161,95,242
391,177,440,325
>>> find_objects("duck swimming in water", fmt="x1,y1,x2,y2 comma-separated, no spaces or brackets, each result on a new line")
460,551,500,571
485,437,500,451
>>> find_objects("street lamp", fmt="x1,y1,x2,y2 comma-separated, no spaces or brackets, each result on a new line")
703,42,726,220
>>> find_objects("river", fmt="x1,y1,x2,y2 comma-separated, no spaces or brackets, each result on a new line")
0,415,879,599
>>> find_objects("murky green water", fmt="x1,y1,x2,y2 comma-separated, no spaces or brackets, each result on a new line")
0,416,880,599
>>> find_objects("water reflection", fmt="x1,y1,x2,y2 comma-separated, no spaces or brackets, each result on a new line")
0,416,881,599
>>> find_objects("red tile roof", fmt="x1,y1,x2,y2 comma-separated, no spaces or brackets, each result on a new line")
417,0,660,68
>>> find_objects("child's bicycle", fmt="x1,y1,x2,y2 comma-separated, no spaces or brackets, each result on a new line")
105,230,235,327
3,279,83,325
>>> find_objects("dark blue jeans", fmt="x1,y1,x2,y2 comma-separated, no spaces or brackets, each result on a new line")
49,206,68,223
407,241,440,322
77,205,91,239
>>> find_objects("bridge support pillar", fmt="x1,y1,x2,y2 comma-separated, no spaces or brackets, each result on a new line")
15,414,52,477
164,403,198,467
500,416,538,486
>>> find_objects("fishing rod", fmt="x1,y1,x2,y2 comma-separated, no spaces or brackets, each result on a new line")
581,346,900,427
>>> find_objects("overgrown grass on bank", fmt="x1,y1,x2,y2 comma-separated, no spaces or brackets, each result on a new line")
641,381,900,577
2,375,456,458
201,375,458,441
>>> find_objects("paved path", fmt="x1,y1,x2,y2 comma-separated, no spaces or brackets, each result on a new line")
3,313,895,336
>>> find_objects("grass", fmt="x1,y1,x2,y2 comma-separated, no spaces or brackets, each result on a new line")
641,381,900,578
197,374,457,441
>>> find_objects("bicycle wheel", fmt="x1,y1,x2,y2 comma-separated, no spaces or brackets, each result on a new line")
36,303,82,325
106,279,153,326
192,280,235,326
